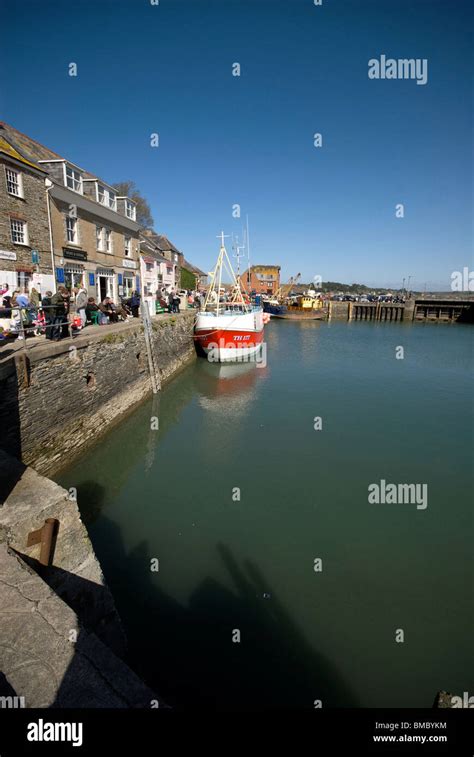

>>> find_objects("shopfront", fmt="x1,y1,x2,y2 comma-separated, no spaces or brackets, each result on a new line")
62,248,87,291
122,258,137,300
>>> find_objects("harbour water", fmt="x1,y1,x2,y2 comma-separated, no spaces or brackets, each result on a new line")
57,321,473,709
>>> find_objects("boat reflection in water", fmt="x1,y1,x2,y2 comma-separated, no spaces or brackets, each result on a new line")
194,358,263,414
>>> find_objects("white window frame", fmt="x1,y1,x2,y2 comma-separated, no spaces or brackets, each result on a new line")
10,218,28,246
125,200,136,220
64,164,83,194
97,184,117,210
96,225,105,252
123,275,134,298
105,228,113,254
5,167,23,198
65,215,79,245
124,236,131,257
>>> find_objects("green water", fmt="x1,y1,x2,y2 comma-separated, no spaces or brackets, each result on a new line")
57,321,473,710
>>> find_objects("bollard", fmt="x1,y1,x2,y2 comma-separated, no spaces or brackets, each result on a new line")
26,518,60,566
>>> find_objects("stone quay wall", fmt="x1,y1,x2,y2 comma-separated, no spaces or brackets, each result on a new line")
0,311,196,477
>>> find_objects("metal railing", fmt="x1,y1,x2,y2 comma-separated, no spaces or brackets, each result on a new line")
0,304,75,345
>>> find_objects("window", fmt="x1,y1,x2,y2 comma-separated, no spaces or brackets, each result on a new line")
96,225,105,251
10,218,28,245
6,168,22,197
17,271,32,290
66,216,78,244
65,165,82,193
123,275,134,297
145,262,154,273
97,184,116,210
65,266,84,289
166,266,172,275
124,236,131,257
105,229,112,253
125,200,136,220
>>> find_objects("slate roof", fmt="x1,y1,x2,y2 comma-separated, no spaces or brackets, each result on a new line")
0,135,46,173
0,121,115,193
139,235,168,264
145,233,182,255
182,259,207,277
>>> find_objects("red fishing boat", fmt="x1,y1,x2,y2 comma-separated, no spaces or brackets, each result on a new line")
194,233,270,361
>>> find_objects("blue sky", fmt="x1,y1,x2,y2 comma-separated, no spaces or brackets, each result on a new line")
1,0,472,289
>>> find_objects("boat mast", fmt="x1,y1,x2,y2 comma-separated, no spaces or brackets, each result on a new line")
217,231,226,316
232,236,245,302
246,215,251,288
203,231,250,313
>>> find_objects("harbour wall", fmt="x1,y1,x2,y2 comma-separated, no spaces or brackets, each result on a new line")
0,311,196,477
328,298,473,323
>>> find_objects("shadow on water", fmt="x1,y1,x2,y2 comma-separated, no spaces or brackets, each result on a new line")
86,507,357,710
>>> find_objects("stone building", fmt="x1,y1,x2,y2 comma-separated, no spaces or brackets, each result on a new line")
0,130,54,293
240,264,281,295
0,122,141,302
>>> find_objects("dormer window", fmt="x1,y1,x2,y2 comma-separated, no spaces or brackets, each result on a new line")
97,184,117,210
65,165,83,193
125,200,136,221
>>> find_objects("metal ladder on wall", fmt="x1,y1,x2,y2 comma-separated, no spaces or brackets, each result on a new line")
140,301,160,394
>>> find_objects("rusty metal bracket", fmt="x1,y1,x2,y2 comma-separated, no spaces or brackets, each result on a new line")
26,518,59,566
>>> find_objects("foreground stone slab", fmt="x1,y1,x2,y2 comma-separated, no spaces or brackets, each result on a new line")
0,449,125,656
0,544,158,708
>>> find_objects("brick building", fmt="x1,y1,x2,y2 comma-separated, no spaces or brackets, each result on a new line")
0,122,141,302
240,264,280,295
0,132,54,293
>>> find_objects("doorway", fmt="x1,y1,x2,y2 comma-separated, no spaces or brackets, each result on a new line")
98,276,107,302
97,273,114,302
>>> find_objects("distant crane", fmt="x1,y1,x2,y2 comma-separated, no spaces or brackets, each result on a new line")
276,273,301,301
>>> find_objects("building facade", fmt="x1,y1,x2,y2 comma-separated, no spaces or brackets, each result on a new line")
141,231,181,289
240,265,281,295
0,122,141,302
139,234,171,314
0,132,54,293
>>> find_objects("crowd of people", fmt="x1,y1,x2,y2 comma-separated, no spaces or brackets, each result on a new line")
0,283,210,345
0,284,143,343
